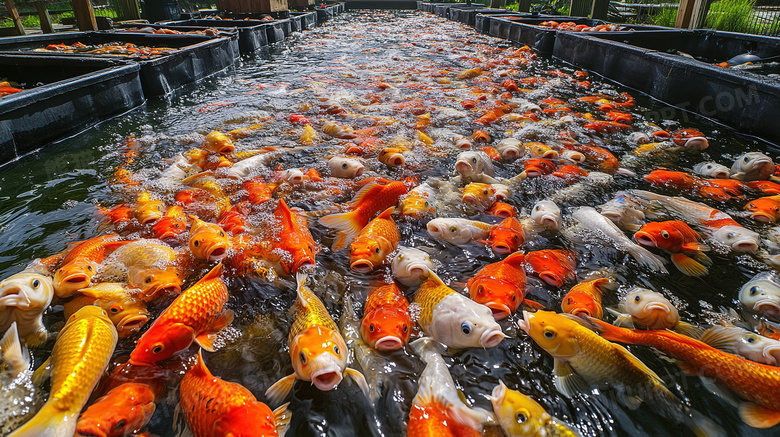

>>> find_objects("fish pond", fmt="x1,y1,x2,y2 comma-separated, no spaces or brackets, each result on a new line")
0,9,779,437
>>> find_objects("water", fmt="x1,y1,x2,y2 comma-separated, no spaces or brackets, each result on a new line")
1,10,779,437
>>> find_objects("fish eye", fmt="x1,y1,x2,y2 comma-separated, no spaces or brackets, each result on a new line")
152,343,164,354
403,325,408,333
87,265,93,271
449,226,457,233
745,156,750,162
750,286,760,296
334,345,340,355
706,164,713,169
109,304,121,313
749,203,755,208
219,231,225,237
746,335,756,343
398,254,405,261
375,247,380,254
477,285,484,295
342,163,348,169
661,231,669,238
194,240,200,247
512,295,517,302
472,157,477,164
461,322,472,335
32,279,40,288
634,295,641,302
115,420,127,430
483,190,488,195
300,352,307,364
174,223,180,228
513,235,519,241
534,205,540,211
516,411,528,424
424,201,429,207
369,323,375,332
728,232,736,238
543,329,555,339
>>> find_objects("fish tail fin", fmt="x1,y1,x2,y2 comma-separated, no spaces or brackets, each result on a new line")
670,253,709,277
273,402,291,437
319,210,363,251
1,322,29,375
7,402,77,437
410,337,446,364
739,402,780,429
191,349,214,378
688,409,726,437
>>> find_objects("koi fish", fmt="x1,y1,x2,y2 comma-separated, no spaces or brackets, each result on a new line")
391,247,436,287
467,252,527,320
525,249,576,288
350,207,399,273
360,282,411,351
53,234,130,298
561,278,611,320
634,220,711,276
0,268,53,347
481,217,525,255
273,199,318,275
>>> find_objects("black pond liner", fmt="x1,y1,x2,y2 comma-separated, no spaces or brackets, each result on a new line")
290,11,317,31
163,19,275,53
486,16,670,54
116,23,241,60
0,32,237,97
553,30,780,144
0,54,144,164
316,3,344,22
449,7,506,28
473,11,526,34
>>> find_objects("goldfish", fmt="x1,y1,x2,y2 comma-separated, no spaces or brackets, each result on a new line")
328,156,365,178
731,152,774,181
130,263,232,365
569,207,668,273
323,121,357,139
0,268,53,347
265,273,368,405
599,193,645,232
201,131,235,154
633,190,760,253
525,249,576,288
522,158,556,178
634,220,711,276
132,192,164,225
320,181,408,250
349,207,399,273
400,183,436,218
488,381,581,437
407,338,496,437
467,252,526,320
414,272,505,349
745,195,780,223
481,217,525,255
9,306,117,437
150,205,188,239
427,218,494,246
462,183,497,211
75,383,156,437
739,271,780,322
561,278,610,320
455,151,499,184
524,142,559,159
530,200,561,231
188,215,231,262
181,350,287,437
643,169,731,201
670,128,708,151
300,124,318,144
518,311,722,436
0,323,40,435
588,317,780,430
496,138,522,160
360,282,411,351
488,201,516,218
378,147,406,167
391,246,436,287
747,180,780,195
701,325,780,366
63,283,148,338
693,161,730,179
273,199,318,274
53,234,130,298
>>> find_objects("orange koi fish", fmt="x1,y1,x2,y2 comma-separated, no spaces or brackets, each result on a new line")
481,217,525,255
188,216,231,262
634,220,711,276
525,249,576,288
360,282,412,351
53,234,130,298
75,383,157,437
561,278,610,319
350,207,399,273
273,199,318,275
467,252,527,320
150,205,188,240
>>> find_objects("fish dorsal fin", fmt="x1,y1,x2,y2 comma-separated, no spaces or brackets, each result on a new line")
376,207,395,220
275,199,294,228
182,170,215,186
503,251,525,268
350,183,382,207
612,343,665,386
273,402,291,437
699,326,738,351
196,263,224,285
296,272,309,308
1,322,29,375
590,278,610,296
553,359,588,398
192,349,214,379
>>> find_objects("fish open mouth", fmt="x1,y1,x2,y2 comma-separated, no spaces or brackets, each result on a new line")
479,328,507,348
539,272,564,288
683,137,709,151
525,168,542,178
489,381,507,405
374,336,404,351
563,151,586,163
634,232,657,247
0,285,30,306
644,302,671,315
754,299,780,317
407,265,429,279
710,170,729,179
493,209,512,219
455,161,473,175
350,260,374,273
486,302,512,320
538,215,559,230
208,246,228,261
353,167,364,178
733,241,759,253
312,371,343,391
492,242,513,255
541,150,559,159
463,194,478,205
501,148,520,159
118,314,149,334
294,258,316,272
763,344,780,365
426,223,443,237
388,155,405,167
74,424,109,437
750,212,775,223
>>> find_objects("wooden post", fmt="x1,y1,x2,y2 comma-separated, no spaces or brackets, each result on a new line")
72,0,98,31
34,2,54,33
590,0,608,19
675,0,696,28
518,0,531,12
5,0,26,35
689,0,712,29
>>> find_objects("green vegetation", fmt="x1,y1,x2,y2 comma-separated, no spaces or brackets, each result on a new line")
704,0,756,32
651,6,677,27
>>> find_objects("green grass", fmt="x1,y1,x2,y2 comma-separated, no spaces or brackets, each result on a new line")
651,6,677,27
704,0,756,33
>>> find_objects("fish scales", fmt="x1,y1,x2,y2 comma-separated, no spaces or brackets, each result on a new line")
413,281,456,330
290,283,339,342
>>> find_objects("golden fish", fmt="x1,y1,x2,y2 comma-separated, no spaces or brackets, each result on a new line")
63,283,148,338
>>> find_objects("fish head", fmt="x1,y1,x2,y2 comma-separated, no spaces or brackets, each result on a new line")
279,168,307,185
693,162,730,179
430,298,506,349
488,381,550,437
328,157,365,179
400,193,435,218
133,198,164,225
497,138,522,160
378,148,406,167
739,273,780,319
350,236,392,273
0,271,53,309
66,305,114,328
712,225,759,253
212,402,277,437
744,198,780,223
623,289,678,329
99,297,149,338
531,200,561,230
128,265,183,302
634,222,683,252
671,129,708,151
151,215,188,239
487,222,524,255
202,131,235,154
427,218,454,240
561,291,600,319
54,260,98,298
462,183,496,209
290,325,347,390
517,310,579,359
468,278,521,320
732,152,774,181
455,151,484,177
391,248,434,286
130,322,195,366
188,220,230,262
360,307,412,351
488,202,516,219
75,383,156,437
523,159,555,177
528,143,559,159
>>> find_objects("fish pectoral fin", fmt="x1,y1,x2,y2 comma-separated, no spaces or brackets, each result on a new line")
674,322,705,339
31,356,51,388
682,242,710,252
522,298,546,311
265,374,297,406
0,322,29,375
610,312,636,329
739,403,780,429
691,251,713,266
553,359,588,398
273,402,291,437
194,332,218,352
344,368,370,398
670,253,709,277
5,400,78,437
194,310,235,352
699,327,736,351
